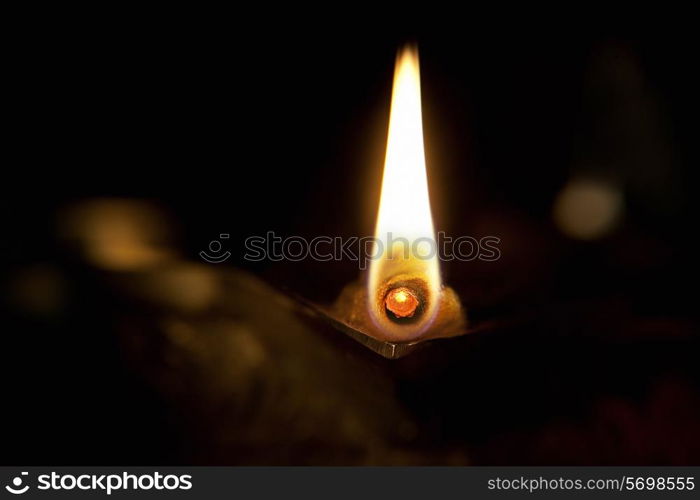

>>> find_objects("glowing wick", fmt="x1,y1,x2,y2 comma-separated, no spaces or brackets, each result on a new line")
385,287,420,318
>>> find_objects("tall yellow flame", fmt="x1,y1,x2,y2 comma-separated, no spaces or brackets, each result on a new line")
368,45,441,340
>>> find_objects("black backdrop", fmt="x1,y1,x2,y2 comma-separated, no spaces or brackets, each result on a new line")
2,10,698,464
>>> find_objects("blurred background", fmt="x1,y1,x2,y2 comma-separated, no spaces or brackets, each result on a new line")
2,11,699,464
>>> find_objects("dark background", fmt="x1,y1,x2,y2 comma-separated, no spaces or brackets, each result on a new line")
2,12,698,464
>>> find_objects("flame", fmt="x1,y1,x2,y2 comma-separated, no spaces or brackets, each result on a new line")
368,45,441,341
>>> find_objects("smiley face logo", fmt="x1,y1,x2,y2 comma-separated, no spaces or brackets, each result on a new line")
200,233,232,264
5,472,29,495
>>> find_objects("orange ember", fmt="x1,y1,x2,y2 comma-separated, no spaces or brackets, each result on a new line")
385,287,420,318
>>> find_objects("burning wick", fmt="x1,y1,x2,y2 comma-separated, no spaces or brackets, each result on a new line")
385,287,420,319
366,43,442,341
332,44,466,348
